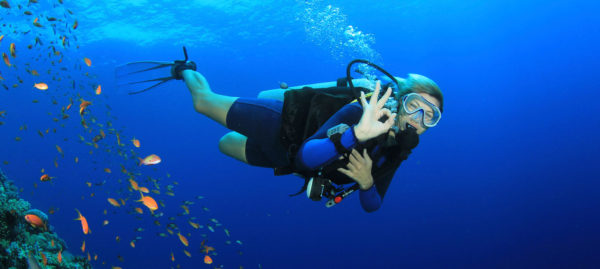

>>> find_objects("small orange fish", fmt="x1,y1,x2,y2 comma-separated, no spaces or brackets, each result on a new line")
51,240,55,247
95,85,101,95
129,178,139,191
0,35,3,43
107,198,120,207
104,168,111,173
171,252,175,262
177,232,189,247
130,240,135,248
138,186,149,193
79,99,91,115
83,57,91,66
57,249,63,264
56,145,63,155
24,214,47,230
40,174,54,182
189,221,200,229
103,220,109,226
30,70,39,76
131,138,140,148
2,53,10,67
184,250,191,258
138,154,161,166
137,193,158,213
74,209,90,234
81,240,86,252
41,252,47,265
87,252,91,261
9,43,15,57
204,255,213,264
134,207,143,214
73,20,78,30
34,83,48,90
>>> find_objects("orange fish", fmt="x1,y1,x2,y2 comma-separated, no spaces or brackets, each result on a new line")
83,57,91,66
95,85,101,95
171,252,175,262
24,214,47,230
104,168,111,173
74,209,90,234
33,83,48,90
204,255,213,264
107,198,120,207
134,207,143,214
2,53,10,67
131,138,140,148
41,252,47,265
184,250,191,258
130,240,135,248
81,240,86,252
40,174,54,182
73,20,78,30
138,154,161,166
103,220,109,226
189,221,200,229
57,249,62,264
0,35,3,43
129,178,139,191
51,240,55,247
137,193,158,213
138,187,149,193
9,43,15,57
30,70,39,76
87,252,91,261
177,232,189,247
56,145,63,155
79,99,91,115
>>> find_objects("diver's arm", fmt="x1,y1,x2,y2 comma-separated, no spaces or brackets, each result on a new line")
257,78,373,101
294,103,363,170
359,185,382,212
360,163,400,212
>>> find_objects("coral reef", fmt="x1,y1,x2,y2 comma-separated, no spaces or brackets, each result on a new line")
0,169,92,269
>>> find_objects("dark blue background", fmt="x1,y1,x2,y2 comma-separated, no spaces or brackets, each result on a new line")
1,0,599,268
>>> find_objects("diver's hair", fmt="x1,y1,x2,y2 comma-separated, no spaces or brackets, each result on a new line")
396,74,444,113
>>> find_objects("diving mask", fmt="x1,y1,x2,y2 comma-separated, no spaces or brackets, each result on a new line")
401,93,442,128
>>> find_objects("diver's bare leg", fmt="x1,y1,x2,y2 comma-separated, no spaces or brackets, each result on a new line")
218,131,249,163
182,70,238,127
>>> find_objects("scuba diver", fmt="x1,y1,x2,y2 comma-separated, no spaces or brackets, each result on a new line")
117,48,444,212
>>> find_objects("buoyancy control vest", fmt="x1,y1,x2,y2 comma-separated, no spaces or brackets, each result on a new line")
274,78,420,201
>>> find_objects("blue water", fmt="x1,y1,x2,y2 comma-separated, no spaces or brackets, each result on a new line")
1,0,599,268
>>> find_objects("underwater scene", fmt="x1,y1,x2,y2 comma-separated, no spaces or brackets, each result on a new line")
0,0,599,268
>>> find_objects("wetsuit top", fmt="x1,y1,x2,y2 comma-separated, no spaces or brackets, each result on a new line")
294,101,403,212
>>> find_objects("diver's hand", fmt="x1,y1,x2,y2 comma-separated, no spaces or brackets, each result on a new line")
354,81,396,142
337,149,374,190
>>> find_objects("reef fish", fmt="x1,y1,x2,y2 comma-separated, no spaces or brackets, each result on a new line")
107,198,120,207
139,154,161,166
34,83,48,90
131,137,140,148
204,255,213,264
177,232,188,247
24,214,47,230
137,193,158,213
75,209,90,234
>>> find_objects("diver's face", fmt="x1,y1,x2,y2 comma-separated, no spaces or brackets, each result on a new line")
395,93,441,135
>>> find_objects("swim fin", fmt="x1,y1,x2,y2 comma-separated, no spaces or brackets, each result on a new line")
115,47,191,95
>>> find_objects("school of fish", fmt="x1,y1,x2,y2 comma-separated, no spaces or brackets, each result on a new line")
0,0,245,268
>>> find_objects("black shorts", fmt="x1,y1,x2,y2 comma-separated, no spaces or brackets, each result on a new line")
225,98,290,168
